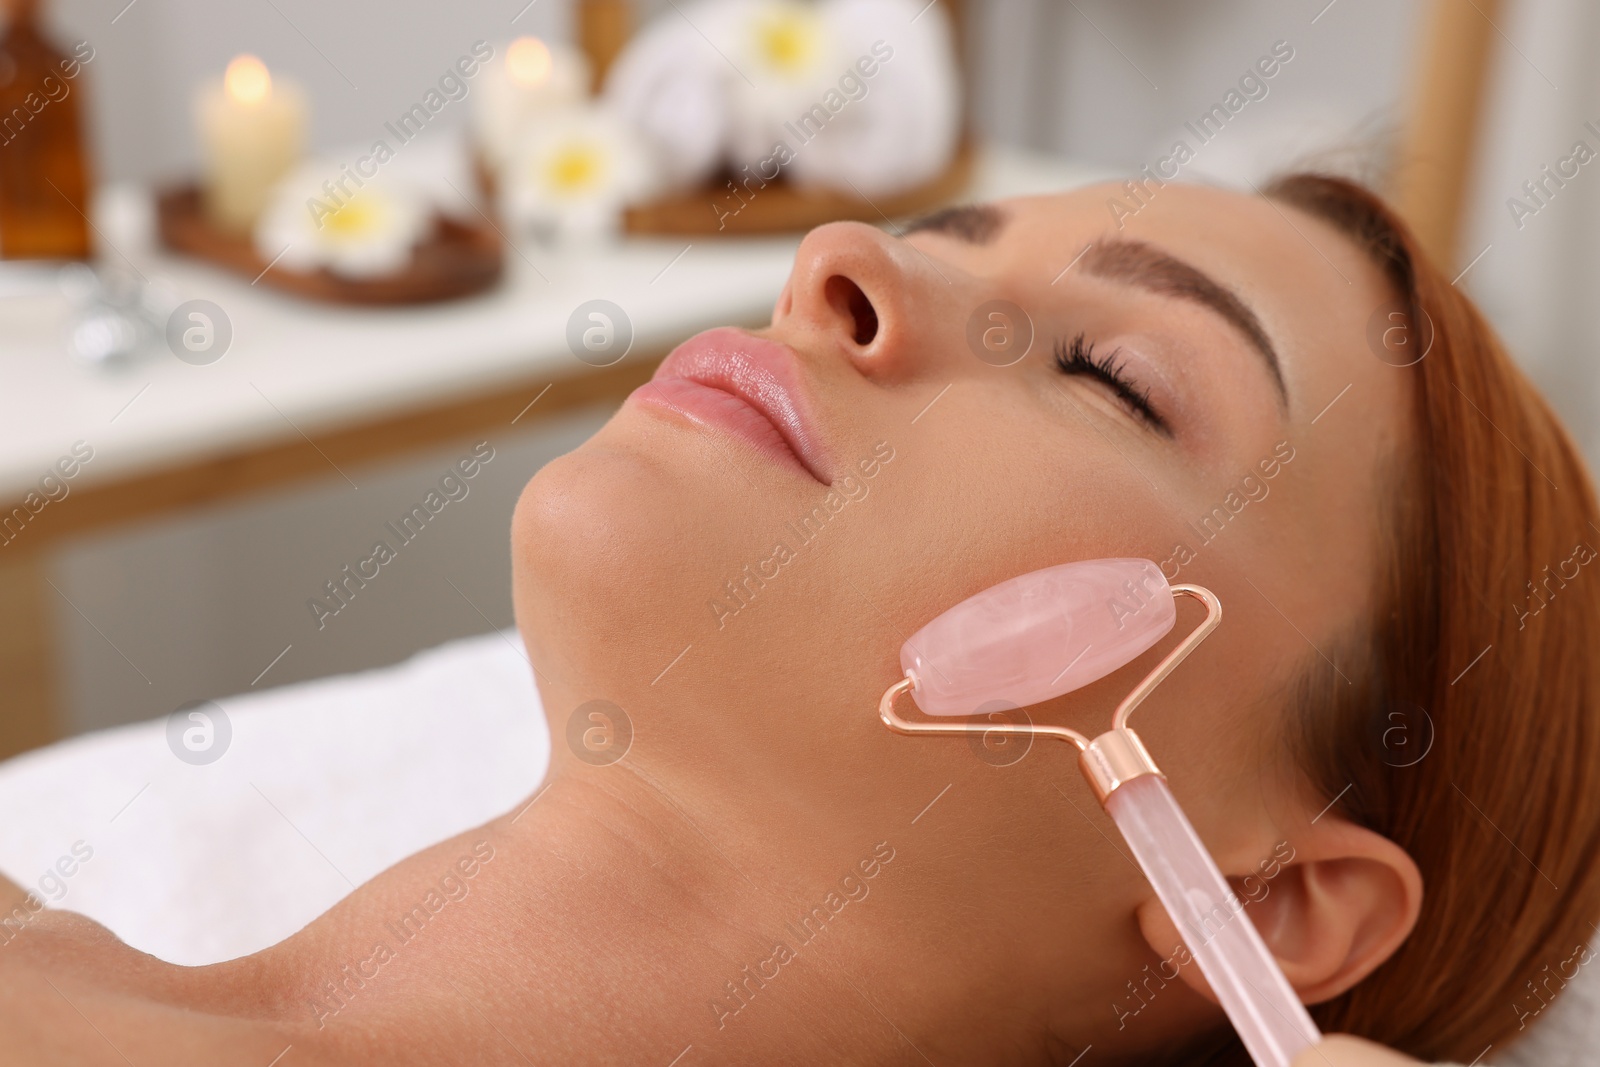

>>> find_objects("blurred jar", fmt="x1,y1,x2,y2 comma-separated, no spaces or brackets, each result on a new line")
0,0,93,260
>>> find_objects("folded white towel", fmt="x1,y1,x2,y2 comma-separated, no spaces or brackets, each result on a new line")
0,632,545,965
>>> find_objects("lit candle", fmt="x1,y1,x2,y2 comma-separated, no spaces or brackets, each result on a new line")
196,55,306,233
472,36,589,173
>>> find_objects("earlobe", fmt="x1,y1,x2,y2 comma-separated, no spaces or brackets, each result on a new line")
1134,819,1422,1007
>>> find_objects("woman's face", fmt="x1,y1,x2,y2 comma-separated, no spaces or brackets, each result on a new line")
510,182,1411,1045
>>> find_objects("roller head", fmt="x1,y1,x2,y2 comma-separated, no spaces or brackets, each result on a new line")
900,558,1177,716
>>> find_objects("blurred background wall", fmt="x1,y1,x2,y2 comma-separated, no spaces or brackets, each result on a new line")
58,0,1420,187
26,0,1600,736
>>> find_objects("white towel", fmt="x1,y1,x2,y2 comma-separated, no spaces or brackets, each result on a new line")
0,632,545,965
777,0,962,197
603,0,736,188
605,0,961,197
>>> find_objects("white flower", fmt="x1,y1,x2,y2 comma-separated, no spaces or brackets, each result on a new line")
473,37,591,172
500,104,658,243
722,0,844,164
256,164,430,279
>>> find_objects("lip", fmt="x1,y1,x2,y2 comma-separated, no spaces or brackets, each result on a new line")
627,327,833,484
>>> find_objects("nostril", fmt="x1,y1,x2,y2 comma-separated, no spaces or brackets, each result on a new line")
825,274,879,346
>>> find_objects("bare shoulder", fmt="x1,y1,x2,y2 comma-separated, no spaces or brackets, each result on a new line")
0,909,146,1067
0,869,31,914
0,909,313,1066
0,952,112,1066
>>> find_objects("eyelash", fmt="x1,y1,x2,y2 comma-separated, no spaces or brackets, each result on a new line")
1051,334,1168,434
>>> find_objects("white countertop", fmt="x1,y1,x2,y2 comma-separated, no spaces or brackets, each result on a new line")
0,148,1105,501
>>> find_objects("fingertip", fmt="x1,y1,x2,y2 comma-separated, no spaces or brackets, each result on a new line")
1292,1034,1424,1066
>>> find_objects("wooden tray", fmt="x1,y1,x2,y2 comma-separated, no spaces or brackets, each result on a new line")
155,184,504,306
622,137,976,237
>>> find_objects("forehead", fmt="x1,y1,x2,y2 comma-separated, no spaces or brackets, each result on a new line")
991,183,1392,316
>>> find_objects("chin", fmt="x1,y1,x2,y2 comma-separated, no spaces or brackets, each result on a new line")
508,416,771,703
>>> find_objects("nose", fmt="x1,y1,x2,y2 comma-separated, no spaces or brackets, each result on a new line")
772,220,965,382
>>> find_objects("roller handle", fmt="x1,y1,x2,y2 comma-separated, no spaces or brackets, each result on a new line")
1103,774,1320,1067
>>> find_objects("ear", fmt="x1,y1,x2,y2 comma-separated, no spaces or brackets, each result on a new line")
1135,818,1422,1006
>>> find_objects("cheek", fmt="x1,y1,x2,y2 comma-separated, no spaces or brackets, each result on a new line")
858,400,1179,640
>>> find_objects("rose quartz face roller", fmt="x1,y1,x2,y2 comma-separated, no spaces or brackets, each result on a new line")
877,559,1319,1067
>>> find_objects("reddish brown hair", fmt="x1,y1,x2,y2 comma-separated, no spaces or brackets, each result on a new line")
1218,175,1600,1061
1152,174,1600,1066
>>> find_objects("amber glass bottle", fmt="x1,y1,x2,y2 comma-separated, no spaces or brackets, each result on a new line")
0,0,91,259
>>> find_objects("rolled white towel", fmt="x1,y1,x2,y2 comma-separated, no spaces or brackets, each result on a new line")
779,0,961,197
602,0,738,189
605,0,962,199
717,0,848,169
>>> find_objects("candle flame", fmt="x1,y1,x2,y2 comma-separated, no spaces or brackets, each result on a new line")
225,54,272,105
506,36,552,88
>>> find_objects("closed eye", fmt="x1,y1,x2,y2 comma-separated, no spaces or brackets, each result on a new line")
1051,334,1170,436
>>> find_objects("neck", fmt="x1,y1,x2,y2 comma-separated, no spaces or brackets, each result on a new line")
23,748,1181,1064
244,764,990,1065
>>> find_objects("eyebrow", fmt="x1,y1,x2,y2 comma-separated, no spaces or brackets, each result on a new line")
1078,239,1287,407
906,206,1289,408
902,204,1005,244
